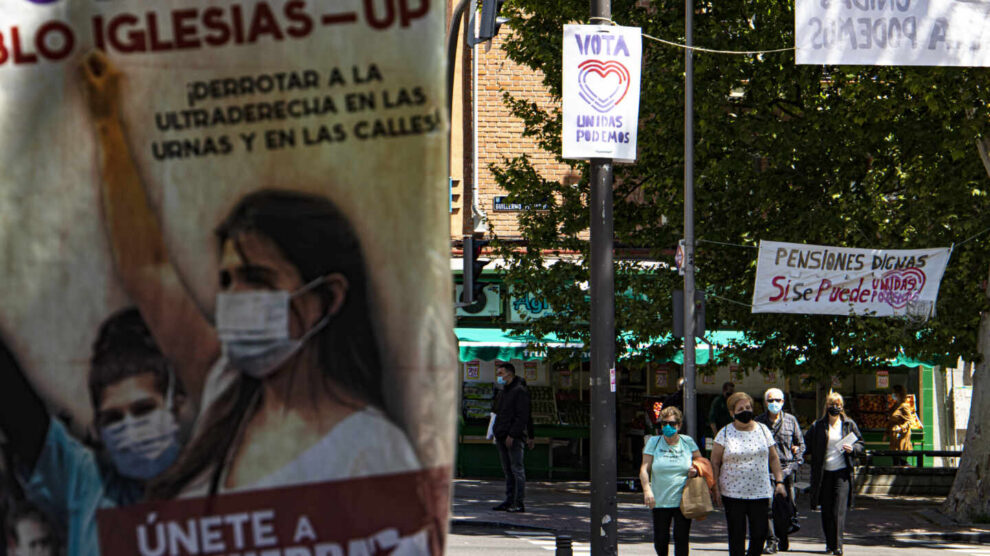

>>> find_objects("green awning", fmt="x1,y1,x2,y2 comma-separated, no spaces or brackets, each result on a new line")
455,327,582,361
455,328,748,364
455,328,936,368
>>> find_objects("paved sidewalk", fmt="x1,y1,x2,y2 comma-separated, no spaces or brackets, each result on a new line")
450,479,990,544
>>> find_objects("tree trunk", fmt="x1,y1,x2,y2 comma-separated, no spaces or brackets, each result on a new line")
942,264,990,521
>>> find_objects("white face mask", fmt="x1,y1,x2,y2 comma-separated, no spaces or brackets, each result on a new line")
216,276,330,379
100,374,180,481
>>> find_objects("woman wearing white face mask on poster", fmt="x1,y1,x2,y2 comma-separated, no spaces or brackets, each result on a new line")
0,309,187,555
80,52,420,502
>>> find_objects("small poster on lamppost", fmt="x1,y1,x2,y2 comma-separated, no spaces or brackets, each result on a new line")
561,24,642,163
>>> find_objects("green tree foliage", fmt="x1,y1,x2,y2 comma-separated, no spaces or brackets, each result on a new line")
490,0,990,380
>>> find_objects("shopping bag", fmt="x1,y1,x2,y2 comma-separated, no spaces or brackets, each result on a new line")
680,476,714,519
772,492,799,533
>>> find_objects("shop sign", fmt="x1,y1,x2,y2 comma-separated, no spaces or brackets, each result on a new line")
509,289,553,322
752,240,951,317
524,361,538,382
953,387,972,429
466,361,481,380
876,370,890,389
730,365,745,382
562,24,642,162
655,368,669,388
795,0,990,67
559,370,573,389
701,374,715,385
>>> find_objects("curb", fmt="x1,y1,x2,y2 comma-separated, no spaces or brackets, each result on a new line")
452,519,990,546
450,518,554,532
889,530,990,544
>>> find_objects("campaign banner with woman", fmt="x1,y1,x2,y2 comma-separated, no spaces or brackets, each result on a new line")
0,1,454,554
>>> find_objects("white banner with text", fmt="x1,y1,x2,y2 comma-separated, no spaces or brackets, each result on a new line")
752,240,951,316
795,0,990,66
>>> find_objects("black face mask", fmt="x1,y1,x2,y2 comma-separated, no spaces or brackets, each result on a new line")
735,410,754,424
827,407,843,416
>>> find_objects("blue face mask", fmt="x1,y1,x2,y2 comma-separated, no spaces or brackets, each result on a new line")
767,401,784,414
496,375,506,385
100,375,180,481
662,424,678,437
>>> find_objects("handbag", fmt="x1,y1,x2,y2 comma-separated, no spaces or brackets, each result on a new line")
680,475,714,519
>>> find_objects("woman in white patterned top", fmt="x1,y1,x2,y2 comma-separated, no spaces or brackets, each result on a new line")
711,392,787,556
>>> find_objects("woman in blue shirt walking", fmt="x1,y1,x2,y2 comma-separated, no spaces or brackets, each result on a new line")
640,406,702,556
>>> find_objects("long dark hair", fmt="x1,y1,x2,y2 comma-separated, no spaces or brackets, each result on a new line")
148,189,385,499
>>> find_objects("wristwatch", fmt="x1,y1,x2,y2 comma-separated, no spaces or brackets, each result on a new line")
775,480,784,485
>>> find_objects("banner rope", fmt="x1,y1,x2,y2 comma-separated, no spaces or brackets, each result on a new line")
954,224,990,248
697,223,990,253
587,17,796,56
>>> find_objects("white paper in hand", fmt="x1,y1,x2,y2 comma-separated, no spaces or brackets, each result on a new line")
486,413,497,440
838,432,858,452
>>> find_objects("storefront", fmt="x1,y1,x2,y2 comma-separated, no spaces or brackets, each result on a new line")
455,326,936,479
455,327,750,479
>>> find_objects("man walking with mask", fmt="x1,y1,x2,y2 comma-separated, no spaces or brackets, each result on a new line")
492,362,531,513
709,382,736,437
756,388,805,553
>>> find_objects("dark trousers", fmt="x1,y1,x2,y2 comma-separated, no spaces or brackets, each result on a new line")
820,468,851,551
722,496,769,556
496,437,525,506
652,507,692,556
767,475,795,548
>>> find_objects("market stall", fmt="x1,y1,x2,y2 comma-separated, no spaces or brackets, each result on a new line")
454,328,747,479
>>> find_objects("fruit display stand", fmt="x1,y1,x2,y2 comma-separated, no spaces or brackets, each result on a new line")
457,382,581,479
852,392,925,466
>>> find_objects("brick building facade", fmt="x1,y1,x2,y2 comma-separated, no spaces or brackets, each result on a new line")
449,16,574,243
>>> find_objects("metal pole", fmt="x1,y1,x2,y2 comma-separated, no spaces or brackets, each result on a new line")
590,155,616,556
682,0,698,442
590,8,616,553
462,236,474,306
446,0,472,118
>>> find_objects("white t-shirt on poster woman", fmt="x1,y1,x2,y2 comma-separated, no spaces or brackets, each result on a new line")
714,423,776,499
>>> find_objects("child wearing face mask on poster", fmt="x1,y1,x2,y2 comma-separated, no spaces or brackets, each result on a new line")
0,308,186,556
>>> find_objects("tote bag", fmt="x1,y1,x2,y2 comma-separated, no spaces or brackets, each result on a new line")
680,476,714,519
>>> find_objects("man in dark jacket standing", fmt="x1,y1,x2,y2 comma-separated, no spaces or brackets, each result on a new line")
492,362,531,513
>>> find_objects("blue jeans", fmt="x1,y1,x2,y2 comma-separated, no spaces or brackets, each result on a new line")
496,437,525,506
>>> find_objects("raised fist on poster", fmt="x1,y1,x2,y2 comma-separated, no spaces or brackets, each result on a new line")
80,50,122,122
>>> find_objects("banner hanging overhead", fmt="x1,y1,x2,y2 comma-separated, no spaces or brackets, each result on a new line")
0,1,454,554
562,24,642,163
795,0,990,66
752,241,952,316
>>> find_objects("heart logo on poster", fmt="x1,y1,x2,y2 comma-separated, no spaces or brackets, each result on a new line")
577,60,630,113
877,267,926,309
